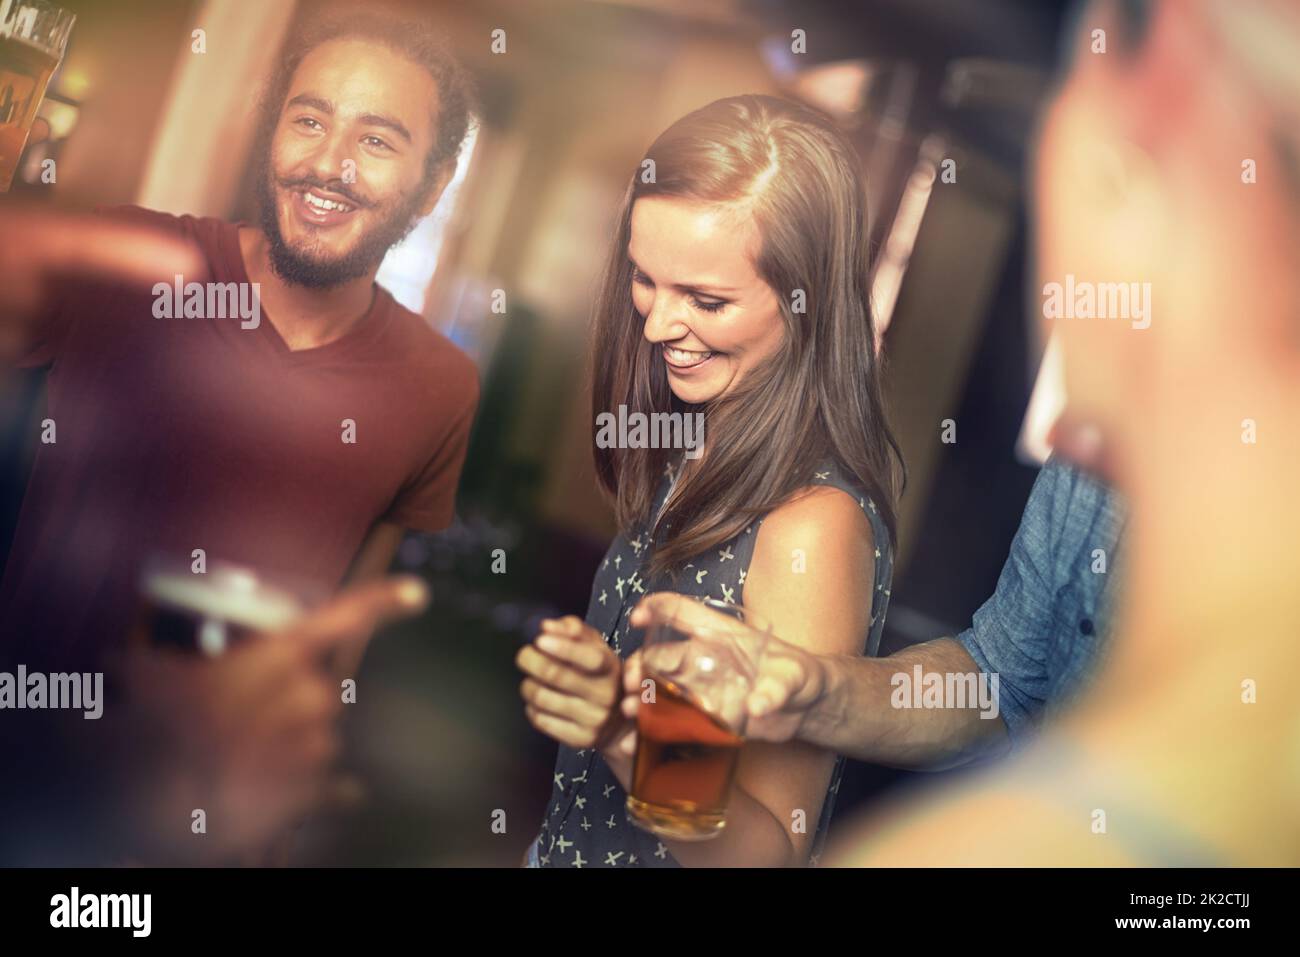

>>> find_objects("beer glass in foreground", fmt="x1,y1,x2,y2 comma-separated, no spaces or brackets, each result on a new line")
132,556,320,657
627,598,768,841
0,0,75,191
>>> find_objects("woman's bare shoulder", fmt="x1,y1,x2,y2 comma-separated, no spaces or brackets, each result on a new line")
759,484,876,552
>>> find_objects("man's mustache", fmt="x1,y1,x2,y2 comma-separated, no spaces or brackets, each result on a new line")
277,177,373,209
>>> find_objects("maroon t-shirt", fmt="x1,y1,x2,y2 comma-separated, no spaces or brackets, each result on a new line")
1,206,479,669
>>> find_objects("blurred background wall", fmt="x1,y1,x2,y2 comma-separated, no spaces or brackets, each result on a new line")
2,0,1081,864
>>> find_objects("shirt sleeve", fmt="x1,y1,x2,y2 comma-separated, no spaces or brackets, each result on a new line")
14,205,192,368
382,380,478,532
955,459,1070,741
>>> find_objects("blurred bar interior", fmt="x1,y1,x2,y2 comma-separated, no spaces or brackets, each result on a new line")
1,0,1077,864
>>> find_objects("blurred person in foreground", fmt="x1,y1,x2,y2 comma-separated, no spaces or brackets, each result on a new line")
0,575,428,865
515,95,904,867
626,0,1300,865
0,14,478,674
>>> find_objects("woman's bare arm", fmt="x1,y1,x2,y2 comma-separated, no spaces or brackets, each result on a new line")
667,485,876,866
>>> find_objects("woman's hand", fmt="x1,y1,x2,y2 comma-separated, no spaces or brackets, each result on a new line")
516,617,633,780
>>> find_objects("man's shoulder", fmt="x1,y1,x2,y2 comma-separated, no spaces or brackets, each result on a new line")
1014,456,1126,597
376,291,480,404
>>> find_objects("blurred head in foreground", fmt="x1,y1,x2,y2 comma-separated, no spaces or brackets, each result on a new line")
835,0,1300,865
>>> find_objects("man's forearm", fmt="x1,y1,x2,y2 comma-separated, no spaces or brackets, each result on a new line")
798,638,1009,769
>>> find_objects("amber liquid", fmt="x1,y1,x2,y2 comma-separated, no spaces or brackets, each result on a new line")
627,672,744,841
0,35,58,191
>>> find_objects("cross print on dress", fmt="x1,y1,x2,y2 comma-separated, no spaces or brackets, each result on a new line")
815,471,830,480
654,842,668,859
572,851,586,868
599,590,608,605
614,554,622,569
694,568,708,585
580,817,592,831
718,545,735,562
555,835,573,853
605,814,618,829
575,796,587,810
629,573,645,595
630,535,644,556
720,583,735,603
615,577,626,598
603,784,616,798
603,851,624,866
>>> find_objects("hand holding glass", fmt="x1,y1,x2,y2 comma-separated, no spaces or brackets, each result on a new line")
626,597,769,841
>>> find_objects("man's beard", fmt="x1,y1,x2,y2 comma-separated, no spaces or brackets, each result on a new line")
255,157,428,289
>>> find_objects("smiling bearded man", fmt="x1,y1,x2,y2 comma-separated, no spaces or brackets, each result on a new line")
0,15,479,671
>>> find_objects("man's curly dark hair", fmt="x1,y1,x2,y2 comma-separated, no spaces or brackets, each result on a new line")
252,13,478,199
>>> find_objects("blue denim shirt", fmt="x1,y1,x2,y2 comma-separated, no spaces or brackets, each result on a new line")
955,457,1125,742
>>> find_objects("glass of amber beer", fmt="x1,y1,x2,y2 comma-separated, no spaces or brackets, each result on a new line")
0,0,75,191
627,597,769,841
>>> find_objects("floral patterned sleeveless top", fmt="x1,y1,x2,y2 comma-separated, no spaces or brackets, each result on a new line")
532,459,893,867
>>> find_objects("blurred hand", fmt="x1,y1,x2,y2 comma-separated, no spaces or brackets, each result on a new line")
116,575,428,860
516,616,627,754
615,592,829,753
0,205,205,359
